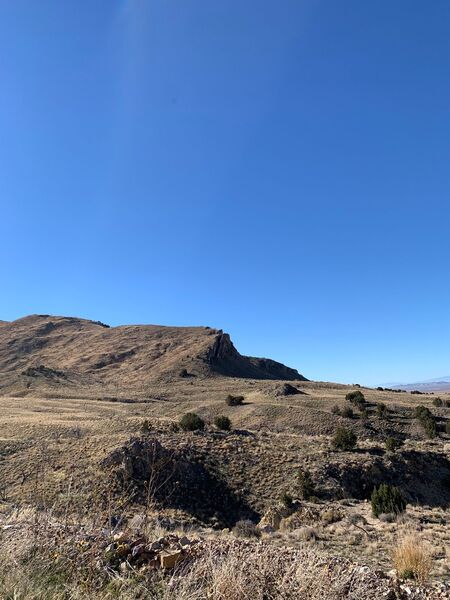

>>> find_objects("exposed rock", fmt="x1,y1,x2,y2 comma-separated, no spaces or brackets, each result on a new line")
276,383,305,396
159,549,183,569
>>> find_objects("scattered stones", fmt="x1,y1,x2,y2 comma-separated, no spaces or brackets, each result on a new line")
102,532,196,572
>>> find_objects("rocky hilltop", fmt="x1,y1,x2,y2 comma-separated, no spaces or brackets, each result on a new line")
0,315,306,394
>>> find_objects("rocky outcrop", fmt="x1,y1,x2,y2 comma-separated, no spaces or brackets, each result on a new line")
205,332,306,381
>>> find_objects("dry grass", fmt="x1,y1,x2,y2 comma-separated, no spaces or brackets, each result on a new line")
0,535,397,600
392,535,433,583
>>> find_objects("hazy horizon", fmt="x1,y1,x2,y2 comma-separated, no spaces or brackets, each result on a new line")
2,1,450,386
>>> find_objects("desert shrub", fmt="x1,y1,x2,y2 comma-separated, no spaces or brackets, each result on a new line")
359,407,369,420
414,406,437,438
225,394,244,406
320,507,342,525
232,519,261,539
446,421,450,434
169,422,180,433
298,469,315,500
296,526,317,541
422,417,437,438
445,399,450,408
214,415,231,431
432,397,443,407
371,484,406,518
280,491,293,508
385,437,404,452
376,402,388,418
346,390,365,406
332,427,357,451
179,368,188,378
378,512,396,523
376,386,384,391
179,412,205,431
331,404,341,415
341,406,354,419
392,536,432,583
414,405,431,419
140,419,153,433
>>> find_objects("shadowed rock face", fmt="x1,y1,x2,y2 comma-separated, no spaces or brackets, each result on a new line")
0,314,307,393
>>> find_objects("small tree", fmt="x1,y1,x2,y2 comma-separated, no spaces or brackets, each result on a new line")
371,484,406,518
332,427,357,451
298,468,315,500
179,412,205,431
214,415,231,431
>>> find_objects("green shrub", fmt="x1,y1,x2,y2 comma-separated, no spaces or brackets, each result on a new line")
423,417,437,438
432,397,443,407
414,406,437,439
341,406,354,419
179,412,205,431
376,402,388,418
298,469,315,500
385,437,404,453
332,427,357,451
414,405,431,419
346,390,365,405
214,415,231,431
225,394,244,406
371,484,406,518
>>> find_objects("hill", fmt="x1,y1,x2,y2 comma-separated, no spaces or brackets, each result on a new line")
0,314,306,395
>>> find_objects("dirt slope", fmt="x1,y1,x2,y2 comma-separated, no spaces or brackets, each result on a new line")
0,315,306,394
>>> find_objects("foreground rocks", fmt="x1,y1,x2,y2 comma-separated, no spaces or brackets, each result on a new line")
102,531,195,572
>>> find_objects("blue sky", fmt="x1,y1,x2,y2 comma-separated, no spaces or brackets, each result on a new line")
1,1,450,385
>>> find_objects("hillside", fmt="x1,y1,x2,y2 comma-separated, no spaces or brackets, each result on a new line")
0,316,448,597
0,315,306,395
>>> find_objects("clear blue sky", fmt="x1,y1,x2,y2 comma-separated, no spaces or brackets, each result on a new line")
1,1,450,386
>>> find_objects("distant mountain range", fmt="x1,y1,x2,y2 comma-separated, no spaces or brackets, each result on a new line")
380,376,450,393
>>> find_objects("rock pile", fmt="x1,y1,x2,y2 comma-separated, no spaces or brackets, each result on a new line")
102,532,196,572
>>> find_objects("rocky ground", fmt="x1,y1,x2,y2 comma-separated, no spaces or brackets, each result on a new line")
0,325,449,596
